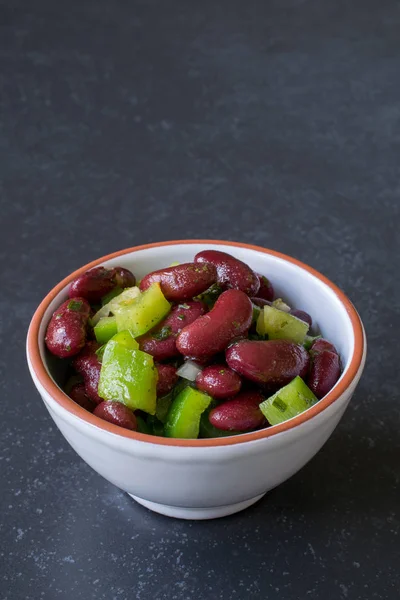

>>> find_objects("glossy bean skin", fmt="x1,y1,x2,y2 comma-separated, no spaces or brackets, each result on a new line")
307,350,341,399
290,309,312,328
45,297,91,358
195,250,260,296
196,364,242,399
69,265,136,303
69,383,96,412
209,390,266,431
110,267,136,289
251,297,272,308
72,341,103,404
139,301,205,361
139,263,217,302
226,339,310,388
94,401,137,431
310,338,338,356
176,289,253,361
156,364,179,397
69,267,116,303
256,274,274,302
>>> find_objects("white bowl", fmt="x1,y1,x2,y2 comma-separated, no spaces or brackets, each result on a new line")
27,240,366,520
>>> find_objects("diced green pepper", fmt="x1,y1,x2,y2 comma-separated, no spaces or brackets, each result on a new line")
114,283,171,338
257,305,309,343
164,387,212,439
155,393,174,423
155,380,193,423
136,415,152,435
272,298,291,312
259,376,318,425
252,303,261,326
98,340,157,414
92,286,141,326
110,329,139,350
101,286,123,306
146,415,165,436
94,316,118,344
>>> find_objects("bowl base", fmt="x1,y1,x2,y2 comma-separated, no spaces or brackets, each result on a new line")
128,492,266,520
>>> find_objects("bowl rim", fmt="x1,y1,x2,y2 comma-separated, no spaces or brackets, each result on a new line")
27,239,364,447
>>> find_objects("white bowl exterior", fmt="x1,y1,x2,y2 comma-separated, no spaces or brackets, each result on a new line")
28,243,367,513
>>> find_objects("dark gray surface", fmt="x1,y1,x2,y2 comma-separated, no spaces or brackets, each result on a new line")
1,0,399,598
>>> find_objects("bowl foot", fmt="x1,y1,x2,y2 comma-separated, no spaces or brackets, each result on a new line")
128,492,266,520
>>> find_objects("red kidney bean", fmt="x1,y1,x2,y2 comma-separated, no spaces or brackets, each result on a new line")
139,263,217,302
310,338,338,356
209,390,266,431
138,301,205,361
256,273,274,302
69,383,96,412
72,342,103,404
226,339,310,388
251,297,272,308
307,350,341,399
110,267,136,289
196,364,242,399
195,250,260,296
45,297,91,358
290,309,312,328
69,267,116,303
94,401,137,431
176,289,253,360
156,364,179,397
69,266,136,303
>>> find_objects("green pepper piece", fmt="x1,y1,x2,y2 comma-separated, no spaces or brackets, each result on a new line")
98,341,157,414
155,393,174,423
164,387,212,439
271,298,291,312
257,305,309,343
110,329,139,350
259,376,318,425
101,286,123,306
147,415,165,436
115,283,171,338
251,303,261,326
136,415,152,435
94,316,118,344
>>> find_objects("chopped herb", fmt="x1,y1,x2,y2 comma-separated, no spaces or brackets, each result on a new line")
195,284,222,309
67,300,83,311
177,314,185,321
232,321,240,329
65,344,71,352
55,313,63,320
178,303,190,310
153,325,172,341
219,369,226,375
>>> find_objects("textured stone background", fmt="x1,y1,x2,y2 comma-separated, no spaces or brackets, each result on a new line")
1,0,399,598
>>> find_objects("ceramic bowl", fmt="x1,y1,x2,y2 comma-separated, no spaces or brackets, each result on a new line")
27,240,366,520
